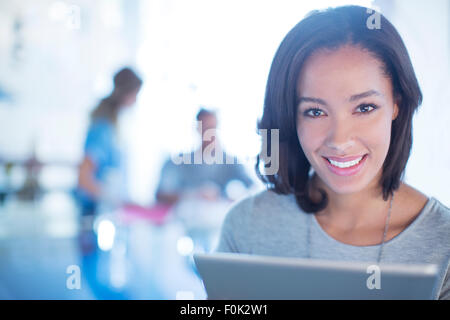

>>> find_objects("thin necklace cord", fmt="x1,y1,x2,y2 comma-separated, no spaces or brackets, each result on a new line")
306,192,394,263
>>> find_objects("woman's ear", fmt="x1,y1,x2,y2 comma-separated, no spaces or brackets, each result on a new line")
392,93,401,121
392,103,399,121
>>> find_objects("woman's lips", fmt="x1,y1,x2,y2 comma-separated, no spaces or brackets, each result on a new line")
325,155,366,162
322,154,368,176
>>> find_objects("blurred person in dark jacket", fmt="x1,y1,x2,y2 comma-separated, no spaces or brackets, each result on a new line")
155,108,254,206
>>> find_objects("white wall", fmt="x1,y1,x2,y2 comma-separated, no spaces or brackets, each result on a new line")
128,0,374,203
375,0,450,206
0,0,140,163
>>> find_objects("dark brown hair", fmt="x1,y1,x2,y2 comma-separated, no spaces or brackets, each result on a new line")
196,107,217,121
255,5,423,213
91,67,142,126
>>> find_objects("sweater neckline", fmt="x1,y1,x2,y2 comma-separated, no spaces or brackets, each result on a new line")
309,196,435,250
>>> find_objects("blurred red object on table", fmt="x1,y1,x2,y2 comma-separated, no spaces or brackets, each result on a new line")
120,203,172,225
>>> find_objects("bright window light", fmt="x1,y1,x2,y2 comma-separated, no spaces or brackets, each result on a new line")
127,0,374,202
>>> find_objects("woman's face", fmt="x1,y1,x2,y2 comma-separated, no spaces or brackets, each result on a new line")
122,87,141,107
296,45,399,196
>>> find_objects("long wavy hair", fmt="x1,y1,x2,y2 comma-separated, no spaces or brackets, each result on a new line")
91,67,142,126
255,5,423,213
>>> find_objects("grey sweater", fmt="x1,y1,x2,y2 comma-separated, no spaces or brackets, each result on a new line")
216,189,450,300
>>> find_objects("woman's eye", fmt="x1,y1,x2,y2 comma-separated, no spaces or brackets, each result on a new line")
356,104,377,114
303,108,324,117
302,104,378,118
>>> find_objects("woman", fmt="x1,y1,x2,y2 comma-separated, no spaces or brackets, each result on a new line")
76,67,142,220
216,6,450,299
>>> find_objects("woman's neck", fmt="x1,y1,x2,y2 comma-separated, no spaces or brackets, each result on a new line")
309,173,393,231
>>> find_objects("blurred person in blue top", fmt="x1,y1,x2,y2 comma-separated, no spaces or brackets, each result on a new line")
76,67,142,237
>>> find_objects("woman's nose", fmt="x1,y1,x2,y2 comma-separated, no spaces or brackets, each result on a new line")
325,119,355,153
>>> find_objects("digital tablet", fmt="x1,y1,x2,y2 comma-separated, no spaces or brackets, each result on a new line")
193,252,440,300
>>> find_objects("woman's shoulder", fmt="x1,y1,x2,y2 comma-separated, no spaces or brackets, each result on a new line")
394,184,450,237
402,183,450,223
90,118,114,131
223,189,300,225
426,196,450,226
86,118,115,141
398,184,450,248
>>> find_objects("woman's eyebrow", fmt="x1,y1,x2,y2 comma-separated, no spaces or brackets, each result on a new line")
298,96,328,106
349,90,383,101
298,90,383,106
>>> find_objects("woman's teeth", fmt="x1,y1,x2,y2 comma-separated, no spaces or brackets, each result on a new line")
327,156,364,168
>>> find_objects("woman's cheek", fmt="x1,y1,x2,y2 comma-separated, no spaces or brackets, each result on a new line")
297,122,325,160
357,118,392,162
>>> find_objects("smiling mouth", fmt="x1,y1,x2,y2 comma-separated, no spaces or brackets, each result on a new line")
323,154,368,168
